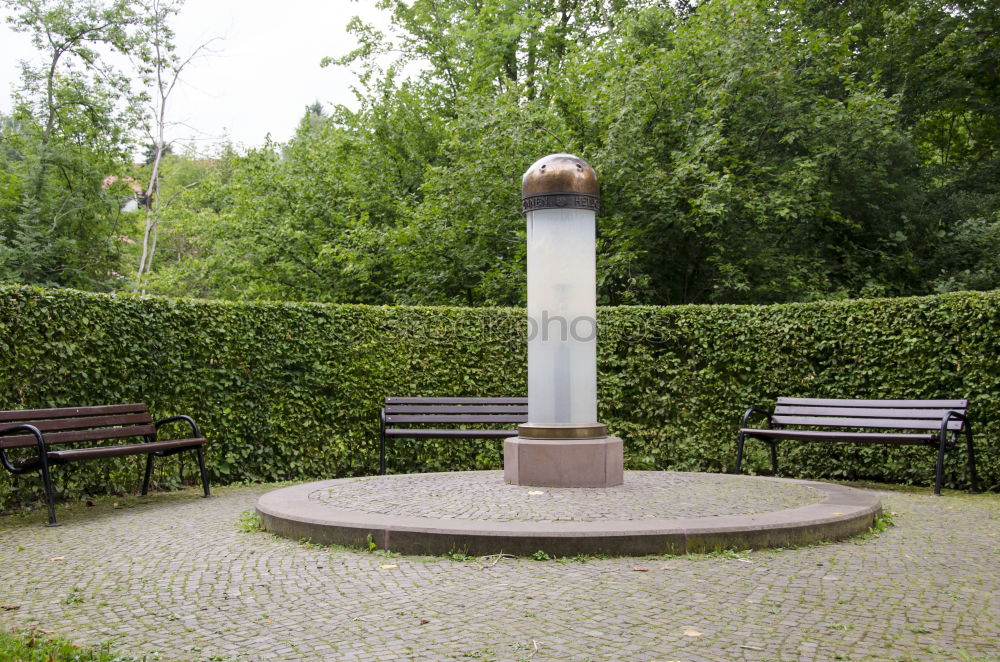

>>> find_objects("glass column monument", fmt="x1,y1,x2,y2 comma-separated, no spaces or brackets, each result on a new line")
504,153,624,488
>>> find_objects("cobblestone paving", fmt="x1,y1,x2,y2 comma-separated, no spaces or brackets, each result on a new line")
0,482,997,662
309,471,825,521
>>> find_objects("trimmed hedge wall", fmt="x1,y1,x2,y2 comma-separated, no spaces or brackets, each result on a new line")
0,284,997,509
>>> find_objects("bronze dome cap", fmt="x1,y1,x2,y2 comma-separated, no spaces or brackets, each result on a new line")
521,153,599,214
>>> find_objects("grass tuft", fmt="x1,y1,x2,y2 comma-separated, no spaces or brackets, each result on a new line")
0,628,140,661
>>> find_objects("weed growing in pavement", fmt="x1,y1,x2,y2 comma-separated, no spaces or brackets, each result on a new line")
61,587,84,605
443,550,472,561
236,510,263,533
705,548,752,560
852,510,896,544
872,510,896,532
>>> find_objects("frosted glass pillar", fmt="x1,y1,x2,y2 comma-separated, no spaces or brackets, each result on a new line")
505,152,622,487
526,208,597,425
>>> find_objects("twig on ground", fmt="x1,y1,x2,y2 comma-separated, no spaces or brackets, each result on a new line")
475,553,516,569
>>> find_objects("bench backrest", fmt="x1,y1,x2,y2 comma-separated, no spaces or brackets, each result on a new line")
772,398,968,431
0,404,153,449
384,397,528,428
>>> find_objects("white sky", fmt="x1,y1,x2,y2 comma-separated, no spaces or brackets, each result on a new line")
0,0,394,155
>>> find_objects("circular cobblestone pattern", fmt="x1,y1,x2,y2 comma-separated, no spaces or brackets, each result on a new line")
258,471,880,556
308,471,826,521
0,483,996,661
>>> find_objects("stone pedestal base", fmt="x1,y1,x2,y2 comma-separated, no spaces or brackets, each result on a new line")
503,436,624,488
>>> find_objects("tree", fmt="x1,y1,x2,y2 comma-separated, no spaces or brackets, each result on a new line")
138,0,999,305
330,0,639,106
133,0,217,294
794,0,1000,293
0,0,146,289
127,146,224,298
386,92,571,305
336,0,932,305
581,1,933,303
142,140,172,165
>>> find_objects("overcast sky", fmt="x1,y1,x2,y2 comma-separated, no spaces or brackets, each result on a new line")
0,0,394,155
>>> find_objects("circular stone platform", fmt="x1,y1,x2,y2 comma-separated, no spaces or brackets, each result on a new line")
255,471,881,557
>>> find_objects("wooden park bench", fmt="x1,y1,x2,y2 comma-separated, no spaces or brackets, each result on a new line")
735,397,982,495
0,403,209,526
379,397,528,475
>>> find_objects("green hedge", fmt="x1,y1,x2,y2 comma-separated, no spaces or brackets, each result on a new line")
0,285,996,509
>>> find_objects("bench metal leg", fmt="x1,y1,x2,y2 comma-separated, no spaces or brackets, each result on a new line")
379,409,387,476
769,441,779,475
141,454,154,496
379,435,386,476
934,433,947,496
38,456,58,527
964,425,982,494
196,447,210,497
734,432,746,474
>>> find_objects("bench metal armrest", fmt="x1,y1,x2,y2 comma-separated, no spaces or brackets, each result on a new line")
939,410,967,444
153,415,201,440
0,424,46,475
940,410,981,493
741,407,773,429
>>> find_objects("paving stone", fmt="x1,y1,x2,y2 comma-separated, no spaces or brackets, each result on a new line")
0,483,997,661
309,471,825,521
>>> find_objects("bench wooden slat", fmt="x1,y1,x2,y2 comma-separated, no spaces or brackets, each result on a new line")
48,438,206,463
770,415,964,431
385,415,528,424
0,403,148,422
385,405,529,414
741,428,936,444
386,397,528,405
773,406,963,419
0,425,157,449
385,428,517,439
0,413,153,434
776,397,968,408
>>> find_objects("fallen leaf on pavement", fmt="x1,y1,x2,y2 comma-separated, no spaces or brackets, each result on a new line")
683,629,702,637
1,605,20,611
379,564,398,570
419,619,430,625
632,567,649,572
50,557,64,562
